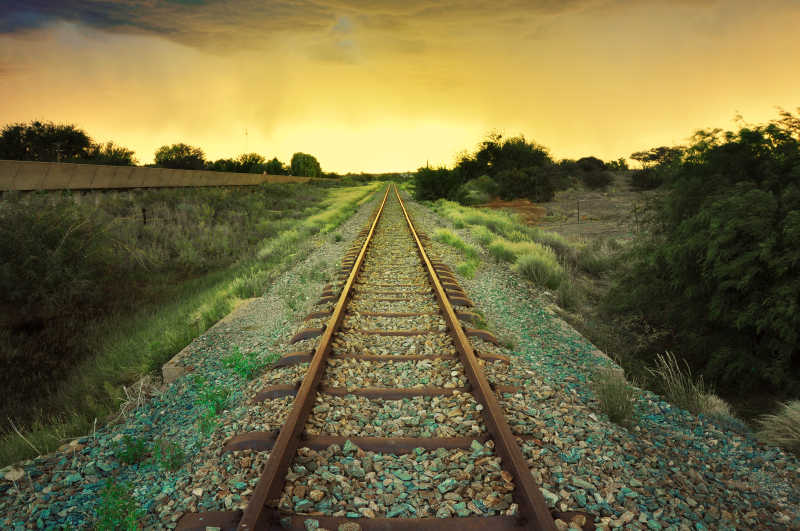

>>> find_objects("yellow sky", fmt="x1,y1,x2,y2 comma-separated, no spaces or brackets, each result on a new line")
0,0,798,172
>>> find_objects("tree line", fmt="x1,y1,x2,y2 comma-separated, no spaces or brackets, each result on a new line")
0,121,324,177
413,132,628,205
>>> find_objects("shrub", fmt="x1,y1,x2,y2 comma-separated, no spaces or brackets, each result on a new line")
630,168,663,190
512,247,564,289
756,401,800,455
452,175,498,205
470,225,494,246
580,170,613,190
591,368,637,428
612,110,800,395
96,481,143,531
556,276,580,310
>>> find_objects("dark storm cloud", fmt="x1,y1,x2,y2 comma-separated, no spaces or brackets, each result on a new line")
0,0,608,48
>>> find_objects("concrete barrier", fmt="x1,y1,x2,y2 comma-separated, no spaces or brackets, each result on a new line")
0,160,317,190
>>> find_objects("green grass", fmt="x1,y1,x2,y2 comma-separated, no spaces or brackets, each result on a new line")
433,228,480,279
756,401,800,455
591,368,638,428
151,439,185,472
222,345,278,381
512,247,564,289
95,481,143,531
114,435,149,465
0,182,382,467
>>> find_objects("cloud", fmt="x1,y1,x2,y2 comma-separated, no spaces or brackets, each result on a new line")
0,0,608,53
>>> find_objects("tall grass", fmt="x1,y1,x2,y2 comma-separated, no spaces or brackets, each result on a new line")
591,368,638,428
433,228,480,279
0,182,381,466
512,246,564,289
648,351,732,418
756,401,800,455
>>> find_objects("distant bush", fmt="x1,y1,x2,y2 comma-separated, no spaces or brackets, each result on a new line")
630,168,663,190
580,170,613,190
155,143,205,170
576,156,605,172
415,134,556,203
290,152,322,177
453,175,497,205
611,109,800,395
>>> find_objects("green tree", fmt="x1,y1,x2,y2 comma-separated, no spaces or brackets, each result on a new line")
265,157,287,175
237,153,265,173
85,142,136,166
154,143,205,170
290,152,322,177
206,158,238,172
612,109,800,395
0,121,91,162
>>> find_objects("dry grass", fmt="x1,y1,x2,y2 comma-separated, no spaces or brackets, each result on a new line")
591,368,637,428
756,401,800,455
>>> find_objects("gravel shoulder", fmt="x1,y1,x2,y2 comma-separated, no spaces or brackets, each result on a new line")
404,193,800,530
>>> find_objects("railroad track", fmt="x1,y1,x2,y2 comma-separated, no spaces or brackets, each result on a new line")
177,185,593,530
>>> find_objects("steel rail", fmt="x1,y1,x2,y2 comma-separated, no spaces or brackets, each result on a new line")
237,185,390,530
394,185,557,531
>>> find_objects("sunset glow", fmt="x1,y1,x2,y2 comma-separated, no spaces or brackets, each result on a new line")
1,0,798,172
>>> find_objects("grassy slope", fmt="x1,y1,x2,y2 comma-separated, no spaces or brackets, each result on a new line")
0,182,381,466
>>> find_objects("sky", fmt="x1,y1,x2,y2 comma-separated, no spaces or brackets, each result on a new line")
0,0,798,173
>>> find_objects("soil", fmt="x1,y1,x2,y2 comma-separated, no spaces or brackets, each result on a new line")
478,172,655,241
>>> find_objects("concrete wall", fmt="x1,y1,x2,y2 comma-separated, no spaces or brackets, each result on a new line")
0,160,315,190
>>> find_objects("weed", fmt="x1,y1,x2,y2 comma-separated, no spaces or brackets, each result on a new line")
333,233,343,242
223,346,269,380
96,481,144,531
197,409,218,436
756,401,800,455
115,435,149,465
591,368,638,428
151,439,185,472
194,376,231,415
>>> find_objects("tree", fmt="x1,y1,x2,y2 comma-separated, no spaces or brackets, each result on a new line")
264,157,287,175
85,142,136,166
290,152,322,177
206,158,238,172
414,166,464,201
630,146,683,169
154,143,205,170
576,156,605,172
612,109,800,395
237,153,265,173
0,121,91,162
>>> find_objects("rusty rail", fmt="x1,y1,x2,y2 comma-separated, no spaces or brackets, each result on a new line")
177,184,588,530
395,186,556,530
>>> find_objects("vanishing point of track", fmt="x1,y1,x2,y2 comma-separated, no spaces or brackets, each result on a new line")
177,185,593,530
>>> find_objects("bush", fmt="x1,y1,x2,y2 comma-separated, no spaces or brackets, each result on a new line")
612,111,800,395
591,368,637,428
756,401,800,455
630,168,663,190
154,143,205,169
512,247,564,289
556,276,580,310
470,225,494,246
453,175,497,205
647,351,731,417
580,170,613,190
